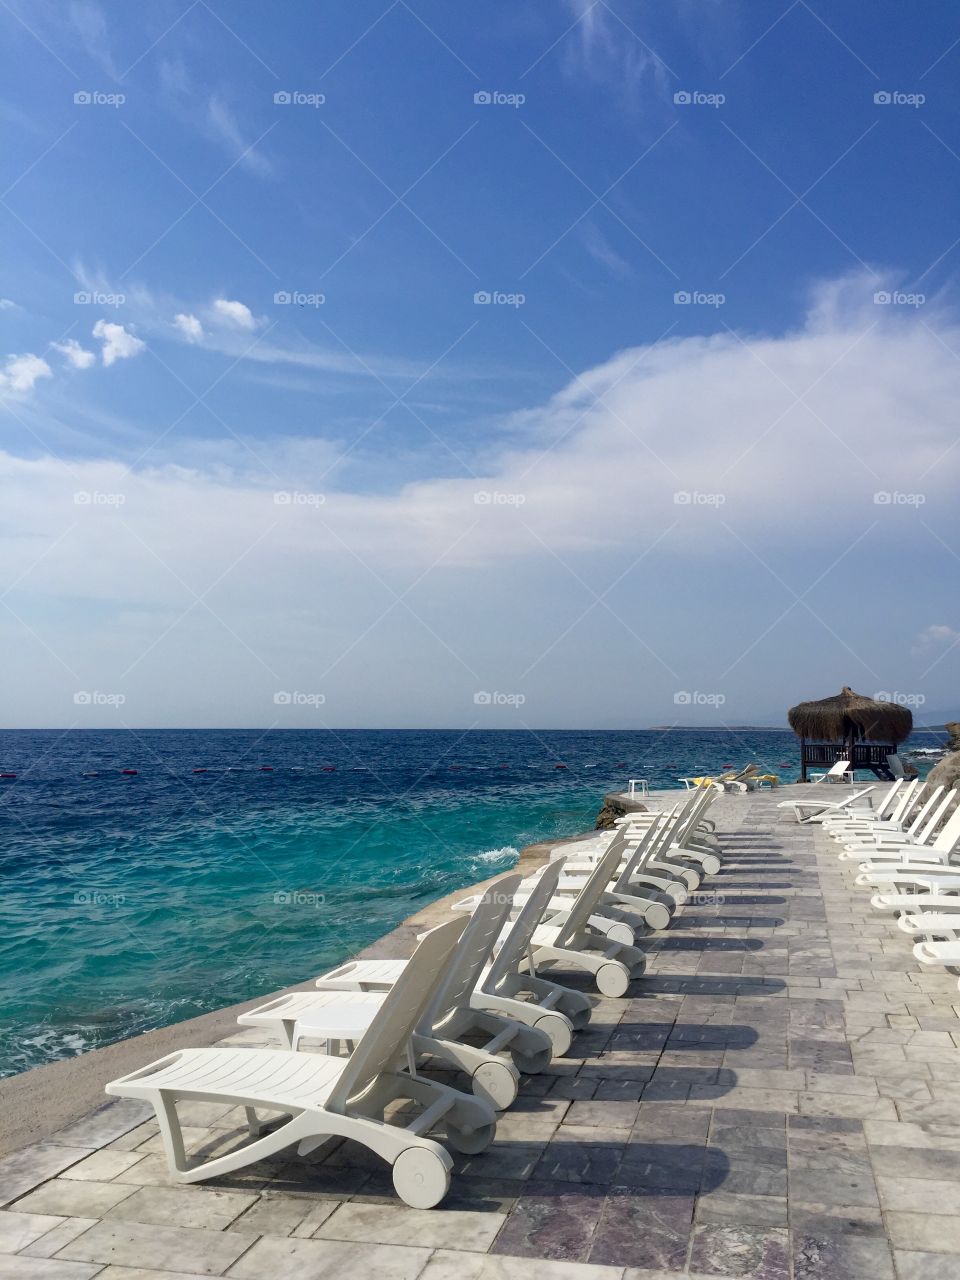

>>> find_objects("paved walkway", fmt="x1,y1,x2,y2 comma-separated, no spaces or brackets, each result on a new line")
2,790,960,1279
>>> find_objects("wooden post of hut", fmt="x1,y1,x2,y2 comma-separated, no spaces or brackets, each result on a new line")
787,686,912,781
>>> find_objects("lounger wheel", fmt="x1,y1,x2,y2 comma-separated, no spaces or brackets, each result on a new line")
472,1060,518,1110
532,1011,573,1056
510,1043,553,1073
699,853,721,876
644,902,671,931
596,961,630,997
444,1119,496,1155
392,1146,451,1209
605,921,634,946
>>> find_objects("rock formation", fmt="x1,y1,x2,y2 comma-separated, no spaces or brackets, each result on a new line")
924,722,960,793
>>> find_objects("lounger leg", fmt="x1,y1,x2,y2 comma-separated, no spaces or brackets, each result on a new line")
155,1093,188,1173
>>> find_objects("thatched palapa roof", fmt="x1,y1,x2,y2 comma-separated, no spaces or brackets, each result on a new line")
787,685,912,744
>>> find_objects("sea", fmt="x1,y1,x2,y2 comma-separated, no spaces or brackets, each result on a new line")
0,727,946,1077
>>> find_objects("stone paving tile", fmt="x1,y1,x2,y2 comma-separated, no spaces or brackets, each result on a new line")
56,1217,254,1272
0,1259,102,1279
228,1234,432,1278
13,1178,136,1218
0,1210,64,1252
0,1146,94,1207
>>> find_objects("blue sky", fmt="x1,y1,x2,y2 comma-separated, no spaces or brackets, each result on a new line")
2,1,960,729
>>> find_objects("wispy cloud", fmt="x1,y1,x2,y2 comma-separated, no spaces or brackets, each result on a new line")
580,223,632,277
206,95,272,177
173,313,204,343
561,0,673,103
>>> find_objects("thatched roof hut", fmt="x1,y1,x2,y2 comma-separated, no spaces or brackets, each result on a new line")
787,686,913,745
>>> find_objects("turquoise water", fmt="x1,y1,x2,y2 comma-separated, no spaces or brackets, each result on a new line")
0,728,944,1076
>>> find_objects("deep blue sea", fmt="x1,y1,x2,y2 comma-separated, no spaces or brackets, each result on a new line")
0,728,945,1077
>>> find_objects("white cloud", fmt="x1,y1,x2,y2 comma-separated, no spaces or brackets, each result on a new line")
0,298,17,311
53,339,96,370
173,312,204,343
913,624,960,654
0,352,52,393
92,320,146,366
211,298,257,331
3,273,960,726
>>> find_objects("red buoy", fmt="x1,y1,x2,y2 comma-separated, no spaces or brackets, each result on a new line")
554,763,567,770
322,766,336,772
122,769,137,775
193,768,207,774
259,766,274,772
0,772,16,779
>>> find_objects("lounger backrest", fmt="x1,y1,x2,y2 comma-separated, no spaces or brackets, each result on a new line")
329,915,466,1108
916,789,953,844
875,780,903,819
906,786,944,837
837,786,874,810
888,779,920,824
887,754,906,779
927,802,960,854
612,818,666,891
421,873,522,1028
677,787,715,842
484,859,566,990
553,837,625,946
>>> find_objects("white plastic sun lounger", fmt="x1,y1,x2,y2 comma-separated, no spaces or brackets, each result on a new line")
301,860,592,1058
778,785,875,825
239,876,551,1110
618,788,722,876
913,937,960,967
525,837,646,996
477,859,594,1054
871,886,960,912
809,760,854,784
106,917,496,1208
837,789,951,860
823,780,910,834
897,910,960,938
854,811,960,887
548,818,685,929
